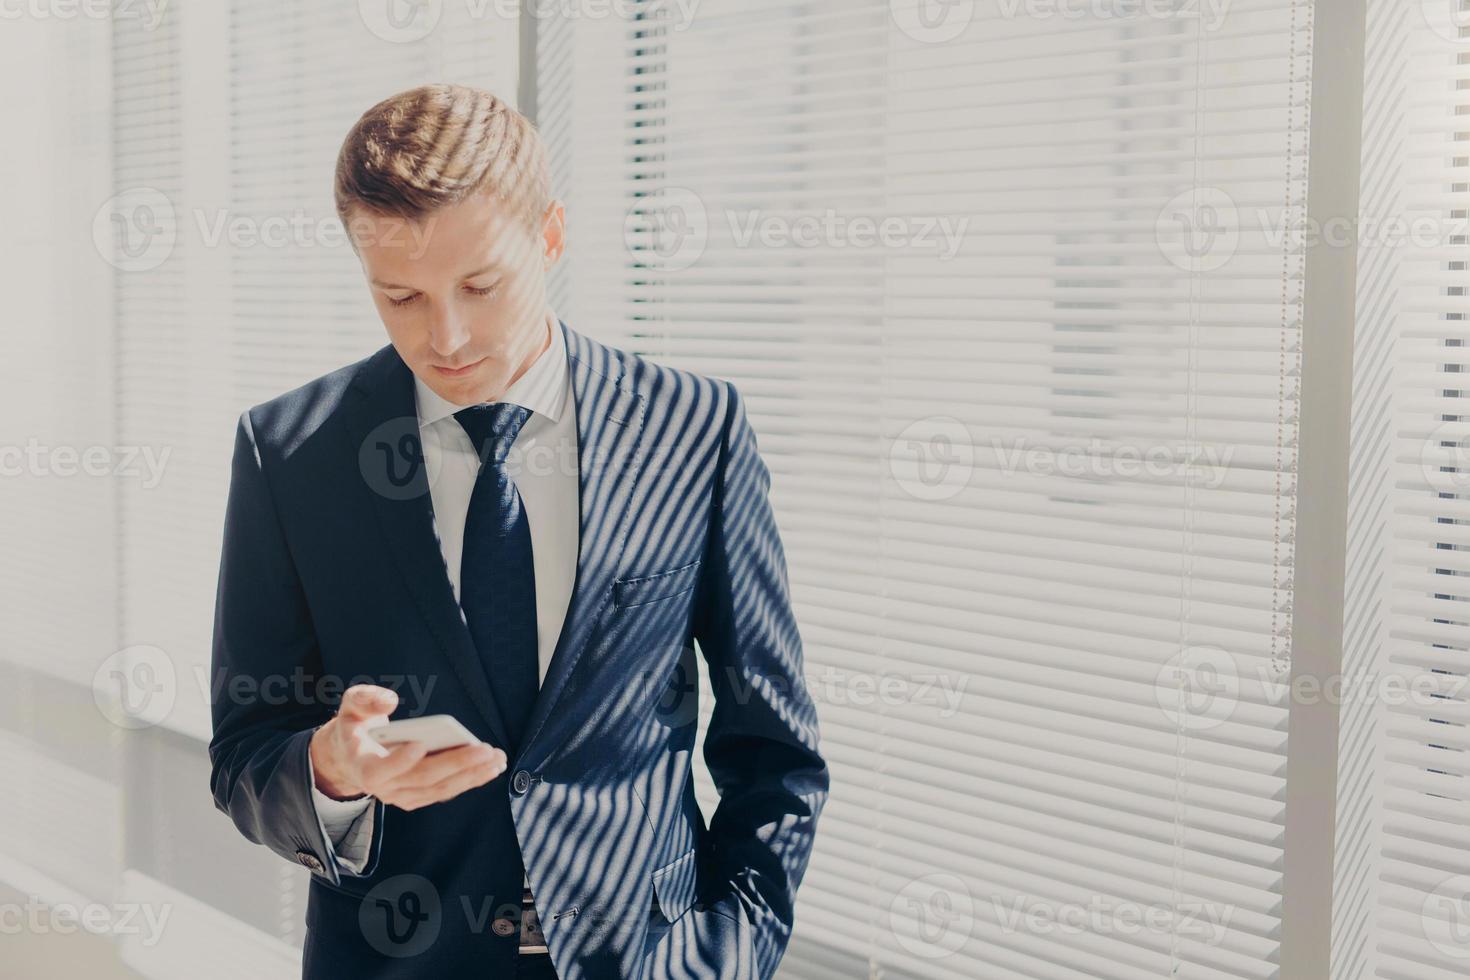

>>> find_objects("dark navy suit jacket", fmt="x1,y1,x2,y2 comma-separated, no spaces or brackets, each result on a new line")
207,320,828,979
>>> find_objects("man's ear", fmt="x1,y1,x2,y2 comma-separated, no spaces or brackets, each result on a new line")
541,199,566,266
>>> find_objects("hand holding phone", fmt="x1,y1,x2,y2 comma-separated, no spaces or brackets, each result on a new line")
309,687,506,809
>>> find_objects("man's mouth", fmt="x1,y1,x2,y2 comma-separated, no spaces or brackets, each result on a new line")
433,358,486,378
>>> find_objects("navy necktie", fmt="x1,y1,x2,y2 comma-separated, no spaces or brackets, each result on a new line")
454,403,539,755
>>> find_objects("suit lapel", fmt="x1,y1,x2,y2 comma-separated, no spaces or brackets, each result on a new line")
341,344,513,749
521,322,645,755
340,322,647,761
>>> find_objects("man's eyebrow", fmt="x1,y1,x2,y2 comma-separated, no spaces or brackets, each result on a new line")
371,263,504,291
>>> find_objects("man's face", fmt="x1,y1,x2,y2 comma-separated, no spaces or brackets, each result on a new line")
350,189,565,406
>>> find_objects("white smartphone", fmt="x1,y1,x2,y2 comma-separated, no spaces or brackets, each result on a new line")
363,714,481,754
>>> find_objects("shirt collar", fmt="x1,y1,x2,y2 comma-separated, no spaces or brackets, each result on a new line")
413,309,567,429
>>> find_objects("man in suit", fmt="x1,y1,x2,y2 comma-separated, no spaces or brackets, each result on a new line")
207,84,828,979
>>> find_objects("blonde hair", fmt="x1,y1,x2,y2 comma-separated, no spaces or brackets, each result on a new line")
334,83,550,236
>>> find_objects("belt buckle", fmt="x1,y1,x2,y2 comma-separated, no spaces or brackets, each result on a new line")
520,887,548,954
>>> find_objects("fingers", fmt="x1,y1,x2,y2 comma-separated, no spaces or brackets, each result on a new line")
357,741,431,790
309,690,399,799
337,684,399,723
391,753,506,811
369,743,507,810
373,742,503,794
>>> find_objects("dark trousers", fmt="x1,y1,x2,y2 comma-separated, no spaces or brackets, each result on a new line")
516,952,559,979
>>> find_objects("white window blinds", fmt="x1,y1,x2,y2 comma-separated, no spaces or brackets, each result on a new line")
0,10,122,915
540,1,1313,977
1335,1,1470,977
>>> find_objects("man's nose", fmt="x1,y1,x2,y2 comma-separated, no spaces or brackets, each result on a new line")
428,309,471,359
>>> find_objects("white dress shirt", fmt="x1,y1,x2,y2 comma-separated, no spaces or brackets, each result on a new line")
309,309,579,875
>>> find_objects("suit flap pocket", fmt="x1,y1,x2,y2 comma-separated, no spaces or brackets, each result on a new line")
651,848,698,922
614,559,701,610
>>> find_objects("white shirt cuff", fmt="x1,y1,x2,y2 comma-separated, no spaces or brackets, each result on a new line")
307,746,375,874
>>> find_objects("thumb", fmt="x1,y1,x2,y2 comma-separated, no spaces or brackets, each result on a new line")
337,684,399,722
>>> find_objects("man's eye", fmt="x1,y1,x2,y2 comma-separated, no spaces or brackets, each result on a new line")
386,293,420,307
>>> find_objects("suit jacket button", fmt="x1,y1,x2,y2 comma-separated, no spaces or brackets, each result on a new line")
511,770,531,795
492,917,517,937
295,850,325,873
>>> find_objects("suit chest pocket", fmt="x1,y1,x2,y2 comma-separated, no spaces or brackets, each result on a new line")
650,848,699,922
613,559,701,610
